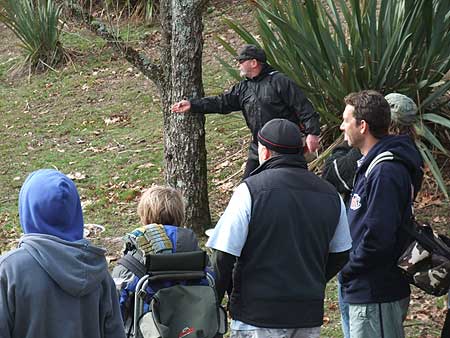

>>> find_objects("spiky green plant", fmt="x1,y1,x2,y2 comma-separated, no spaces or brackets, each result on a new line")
0,0,64,72
133,0,156,23
217,0,450,198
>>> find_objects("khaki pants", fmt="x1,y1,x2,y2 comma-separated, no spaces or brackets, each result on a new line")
348,297,409,338
230,327,320,338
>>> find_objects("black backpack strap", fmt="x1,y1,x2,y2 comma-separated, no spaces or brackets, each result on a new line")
118,254,146,279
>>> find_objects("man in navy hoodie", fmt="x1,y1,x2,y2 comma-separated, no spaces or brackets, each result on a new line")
0,169,125,338
338,90,423,338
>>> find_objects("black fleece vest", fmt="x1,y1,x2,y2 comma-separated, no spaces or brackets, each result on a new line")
230,156,341,328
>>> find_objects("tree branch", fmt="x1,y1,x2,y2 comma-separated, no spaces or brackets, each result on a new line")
67,3,163,87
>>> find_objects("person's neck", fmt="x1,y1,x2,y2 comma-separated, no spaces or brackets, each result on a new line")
360,136,379,156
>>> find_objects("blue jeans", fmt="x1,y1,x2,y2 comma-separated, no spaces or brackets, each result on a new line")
338,280,350,338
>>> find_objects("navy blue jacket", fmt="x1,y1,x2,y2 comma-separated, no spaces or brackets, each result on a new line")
339,135,423,303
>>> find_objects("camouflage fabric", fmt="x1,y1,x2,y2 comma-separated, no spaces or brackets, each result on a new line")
398,228,450,296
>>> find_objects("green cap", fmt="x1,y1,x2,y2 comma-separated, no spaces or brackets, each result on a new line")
385,93,417,126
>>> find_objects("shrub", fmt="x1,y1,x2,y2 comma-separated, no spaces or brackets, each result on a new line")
0,0,64,72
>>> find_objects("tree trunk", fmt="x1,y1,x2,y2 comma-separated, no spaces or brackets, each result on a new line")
160,0,211,232
70,0,211,232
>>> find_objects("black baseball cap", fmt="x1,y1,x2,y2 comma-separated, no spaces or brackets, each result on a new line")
236,44,267,63
257,119,303,154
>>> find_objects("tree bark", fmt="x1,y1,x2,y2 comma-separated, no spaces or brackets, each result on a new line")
160,0,211,231
70,0,211,232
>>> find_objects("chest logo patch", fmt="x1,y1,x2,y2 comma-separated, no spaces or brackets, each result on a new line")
350,194,362,210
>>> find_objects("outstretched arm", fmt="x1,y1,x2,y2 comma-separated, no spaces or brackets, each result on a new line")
172,83,243,115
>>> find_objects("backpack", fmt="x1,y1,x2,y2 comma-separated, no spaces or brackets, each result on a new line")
112,224,214,337
364,151,450,296
139,284,227,338
397,220,450,296
134,252,227,338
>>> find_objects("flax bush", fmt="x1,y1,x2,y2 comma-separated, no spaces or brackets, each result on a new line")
0,0,65,72
218,0,450,197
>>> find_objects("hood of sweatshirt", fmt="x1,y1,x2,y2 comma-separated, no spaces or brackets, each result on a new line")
19,234,108,297
19,169,84,241
359,135,424,197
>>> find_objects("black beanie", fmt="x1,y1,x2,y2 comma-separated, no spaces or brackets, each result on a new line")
257,119,303,154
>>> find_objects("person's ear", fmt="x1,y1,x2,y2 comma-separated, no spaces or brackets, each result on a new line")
360,120,368,134
262,145,271,161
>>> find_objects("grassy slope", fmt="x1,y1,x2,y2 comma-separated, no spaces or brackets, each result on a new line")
0,1,448,336
0,6,248,239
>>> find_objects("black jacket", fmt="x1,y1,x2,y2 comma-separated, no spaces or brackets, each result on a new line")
190,65,320,144
322,141,362,204
229,155,342,328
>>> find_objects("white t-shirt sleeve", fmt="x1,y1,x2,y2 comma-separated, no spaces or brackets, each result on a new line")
206,183,251,257
329,196,352,253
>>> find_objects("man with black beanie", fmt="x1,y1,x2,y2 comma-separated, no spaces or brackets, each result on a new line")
171,44,320,178
206,119,351,338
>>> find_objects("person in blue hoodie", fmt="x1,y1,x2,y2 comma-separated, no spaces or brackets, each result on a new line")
338,90,423,338
0,169,125,338
322,92,421,338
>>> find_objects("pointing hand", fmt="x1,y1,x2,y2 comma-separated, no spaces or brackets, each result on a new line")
171,100,191,113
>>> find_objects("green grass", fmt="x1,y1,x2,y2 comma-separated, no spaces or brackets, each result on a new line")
1,29,161,236
0,20,247,245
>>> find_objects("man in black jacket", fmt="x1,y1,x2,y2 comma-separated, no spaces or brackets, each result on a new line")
206,119,351,338
171,44,320,177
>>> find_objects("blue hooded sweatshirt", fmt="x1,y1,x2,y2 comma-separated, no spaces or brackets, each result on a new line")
339,135,423,304
0,169,125,338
